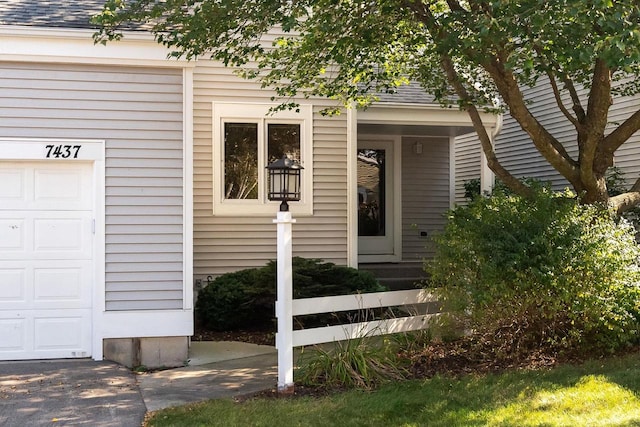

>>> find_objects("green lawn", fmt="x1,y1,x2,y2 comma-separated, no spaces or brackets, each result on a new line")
146,352,640,427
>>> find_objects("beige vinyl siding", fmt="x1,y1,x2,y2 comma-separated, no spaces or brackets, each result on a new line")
495,86,576,189
0,62,184,311
454,132,482,204
401,137,450,260
607,93,640,184
193,64,348,279
494,84,586,189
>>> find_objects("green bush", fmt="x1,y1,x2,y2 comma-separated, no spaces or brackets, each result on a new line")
196,257,386,331
428,185,640,355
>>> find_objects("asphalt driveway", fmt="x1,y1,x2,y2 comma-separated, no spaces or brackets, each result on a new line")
0,359,146,427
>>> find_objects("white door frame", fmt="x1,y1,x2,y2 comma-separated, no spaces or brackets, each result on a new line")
357,135,402,263
0,138,105,360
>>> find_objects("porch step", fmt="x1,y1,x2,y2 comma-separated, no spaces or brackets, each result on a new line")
359,262,440,316
359,262,428,291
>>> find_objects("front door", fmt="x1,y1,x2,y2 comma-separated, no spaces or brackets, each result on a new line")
357,138,400,262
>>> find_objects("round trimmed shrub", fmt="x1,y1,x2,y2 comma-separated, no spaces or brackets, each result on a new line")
196,257,386,331
428,186,640,355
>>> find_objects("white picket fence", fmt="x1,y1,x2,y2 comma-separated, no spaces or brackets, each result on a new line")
282,289,439,348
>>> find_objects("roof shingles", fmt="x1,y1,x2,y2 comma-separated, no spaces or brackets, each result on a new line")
0,0,126,29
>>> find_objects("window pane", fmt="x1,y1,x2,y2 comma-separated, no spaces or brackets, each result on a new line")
224,122,258,200
267,124,301,163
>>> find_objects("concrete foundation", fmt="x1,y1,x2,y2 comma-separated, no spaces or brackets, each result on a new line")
103,336,189,369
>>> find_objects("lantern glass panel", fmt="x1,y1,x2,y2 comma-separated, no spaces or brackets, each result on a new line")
267,159,302,202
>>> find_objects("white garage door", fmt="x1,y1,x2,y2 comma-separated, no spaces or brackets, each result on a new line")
0,161,93,360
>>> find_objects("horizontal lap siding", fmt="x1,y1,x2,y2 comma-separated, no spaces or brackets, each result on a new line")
402,137,449,260
454,133,481,204
193,65,348,279
0,62,184,311
495,82,640,192
494,84,583,189
608,93,640,183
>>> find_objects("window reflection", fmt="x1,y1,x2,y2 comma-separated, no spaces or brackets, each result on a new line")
224,122,258,199
357,149,386,236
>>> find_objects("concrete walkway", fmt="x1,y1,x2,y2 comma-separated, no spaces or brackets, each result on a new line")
138,341,278,411
0,341,279,426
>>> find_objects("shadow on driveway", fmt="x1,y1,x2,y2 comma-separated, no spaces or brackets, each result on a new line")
0,359,146,427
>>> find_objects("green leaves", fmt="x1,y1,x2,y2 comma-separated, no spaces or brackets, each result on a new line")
429,186,640,355
91,0,640,113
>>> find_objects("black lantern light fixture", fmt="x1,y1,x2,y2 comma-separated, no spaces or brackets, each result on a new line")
266,156,303,212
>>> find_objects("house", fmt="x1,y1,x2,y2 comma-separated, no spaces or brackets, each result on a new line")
0,1,497,367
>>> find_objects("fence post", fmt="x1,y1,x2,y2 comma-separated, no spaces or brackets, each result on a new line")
274,211,295,393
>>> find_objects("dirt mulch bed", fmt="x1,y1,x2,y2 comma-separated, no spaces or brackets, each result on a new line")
192,326,635,400
192,328,275,346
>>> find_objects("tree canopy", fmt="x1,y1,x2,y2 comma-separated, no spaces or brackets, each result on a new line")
94,0,640,212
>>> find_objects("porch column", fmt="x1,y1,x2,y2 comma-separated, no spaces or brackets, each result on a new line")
480,119,500,194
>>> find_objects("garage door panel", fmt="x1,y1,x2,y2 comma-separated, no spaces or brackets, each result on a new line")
34,313,90,353
0,310,91,360
34,263,91,306
0,317,26,353
34,168,92,210
0,218,25,251
0,269,26,303
0,212,92,260
0,160,94,361
0,261,91,310
0,168,27,201
0,162,92,211
34,217,90,254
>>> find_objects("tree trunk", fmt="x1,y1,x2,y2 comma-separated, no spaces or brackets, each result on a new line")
580,174,609,206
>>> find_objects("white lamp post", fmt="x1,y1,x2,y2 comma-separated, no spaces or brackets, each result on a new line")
266,156,303,394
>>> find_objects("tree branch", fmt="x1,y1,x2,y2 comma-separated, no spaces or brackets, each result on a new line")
545,70,580,128
481,58,582,189
468,0,491,14
440,56,533,197
600,108,640,157
446,0,467,12
560,74,586,123
530,40,585,122
581,59,612,181
610,191,640,214
608,169,640,214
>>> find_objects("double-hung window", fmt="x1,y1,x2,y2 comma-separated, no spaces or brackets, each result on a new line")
212,102,313,215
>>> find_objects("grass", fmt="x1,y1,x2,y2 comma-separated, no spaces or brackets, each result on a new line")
146,351,640,427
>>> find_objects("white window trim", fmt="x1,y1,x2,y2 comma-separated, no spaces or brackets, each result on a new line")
212,102,314,216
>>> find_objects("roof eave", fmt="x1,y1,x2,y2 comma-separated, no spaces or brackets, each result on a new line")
360,102,500,129
0,24,192,68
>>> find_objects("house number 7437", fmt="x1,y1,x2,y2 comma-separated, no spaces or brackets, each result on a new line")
45,144,81,159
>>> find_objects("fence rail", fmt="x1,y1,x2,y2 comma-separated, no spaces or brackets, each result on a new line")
279,289,439,348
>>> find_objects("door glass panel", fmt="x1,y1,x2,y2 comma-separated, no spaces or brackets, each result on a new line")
358,148,386,237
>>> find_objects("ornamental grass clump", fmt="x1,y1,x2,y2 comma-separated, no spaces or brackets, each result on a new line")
429,185,640,356
297,333,407,390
